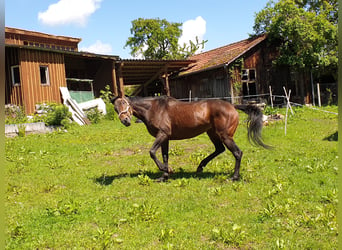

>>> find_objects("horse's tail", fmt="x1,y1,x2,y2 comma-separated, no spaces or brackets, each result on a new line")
234,104,271,149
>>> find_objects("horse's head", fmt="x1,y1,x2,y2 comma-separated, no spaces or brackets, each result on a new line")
111,96,133,127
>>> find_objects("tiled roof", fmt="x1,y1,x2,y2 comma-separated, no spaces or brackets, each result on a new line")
181,34,267,75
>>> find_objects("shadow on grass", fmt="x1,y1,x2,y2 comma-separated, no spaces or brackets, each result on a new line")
94,170,225,186
324,131,338,141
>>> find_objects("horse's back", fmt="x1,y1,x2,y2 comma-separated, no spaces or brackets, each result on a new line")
161,98,238,139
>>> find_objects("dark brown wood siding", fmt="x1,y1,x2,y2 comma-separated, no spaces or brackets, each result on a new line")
5,47,23,106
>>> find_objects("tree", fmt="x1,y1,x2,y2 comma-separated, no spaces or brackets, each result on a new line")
125,18,206,60
253,0,337,74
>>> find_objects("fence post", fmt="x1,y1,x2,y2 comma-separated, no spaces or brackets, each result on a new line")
269,85,273,108
317,83,321,107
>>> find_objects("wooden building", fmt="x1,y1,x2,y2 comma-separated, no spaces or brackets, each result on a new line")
170,35,313,104
5,27,193,114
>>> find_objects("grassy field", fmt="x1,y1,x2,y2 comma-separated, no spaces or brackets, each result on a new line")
5,106,338,249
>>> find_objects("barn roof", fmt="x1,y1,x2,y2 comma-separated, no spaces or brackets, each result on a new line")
116,59,195,86
180,34,267,76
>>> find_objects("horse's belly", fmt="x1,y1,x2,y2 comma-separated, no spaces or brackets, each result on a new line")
170,124,211,140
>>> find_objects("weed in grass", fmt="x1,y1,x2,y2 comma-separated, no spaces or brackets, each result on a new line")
169,145,184,156
128,202,160,222
189,150,208,165
137,174,153,186
207,186,223,196
211,224,247,247
46,199,80,217
92,227,123,249
159,228,176,242
173,178,190,187
46,160,64,170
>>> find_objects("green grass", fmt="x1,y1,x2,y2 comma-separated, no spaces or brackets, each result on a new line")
5,106,338,249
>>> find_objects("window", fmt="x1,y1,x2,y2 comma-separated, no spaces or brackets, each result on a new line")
40,66,50,85
11,65,21,86
241,69,257,96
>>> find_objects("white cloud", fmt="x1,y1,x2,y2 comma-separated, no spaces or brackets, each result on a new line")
80,40,112,54
38,0,102,26
178,16,206,53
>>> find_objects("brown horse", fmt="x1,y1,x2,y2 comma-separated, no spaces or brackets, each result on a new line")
112,96,269,181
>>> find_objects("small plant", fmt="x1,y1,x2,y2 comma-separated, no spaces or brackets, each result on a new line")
137,174,153,186
85,107,103,124
128,202,159,222
45,104,72,128
92,227,123,249
169,146,184,156
46,199,80,217
100,85,117,121
5,104,28,124
173,178,190,187
159,228,175,242
211,224,247,247
207,186,223,196
189,151,208,165
17,124,26,137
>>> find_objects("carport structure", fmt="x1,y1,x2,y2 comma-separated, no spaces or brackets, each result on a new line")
113,59,195,97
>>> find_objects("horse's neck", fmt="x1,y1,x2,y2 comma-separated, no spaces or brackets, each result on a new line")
130,99,153,122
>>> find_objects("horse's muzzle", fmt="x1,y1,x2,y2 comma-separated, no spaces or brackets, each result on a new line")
121,117,131,127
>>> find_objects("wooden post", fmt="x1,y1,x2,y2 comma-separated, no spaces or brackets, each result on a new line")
164,73,170,96
111,62,118,96
269,85,273,108
317,83,321,107
283,87,292,136
117,62,125,97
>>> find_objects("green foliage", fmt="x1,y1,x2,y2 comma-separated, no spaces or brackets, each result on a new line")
128,202,159,222
125,18,206,59
100,85,117,121
211,224,247,247
5,105,28,124
85,107,103,124
43,103,72,128
99,85,113,103
253,0,337,72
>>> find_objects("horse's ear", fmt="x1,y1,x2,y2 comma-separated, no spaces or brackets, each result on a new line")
111,96,119,104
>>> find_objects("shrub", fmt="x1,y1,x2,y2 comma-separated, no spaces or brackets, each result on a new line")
45,104,72,127
100,85,118,121
85,107,103,124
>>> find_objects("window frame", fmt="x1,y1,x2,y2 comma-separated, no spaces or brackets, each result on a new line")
39,65,50,86
241,68,257,96
11,65,21,86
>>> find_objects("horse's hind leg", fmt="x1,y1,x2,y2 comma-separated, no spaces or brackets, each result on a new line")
222,137,243,181
197,129,225,173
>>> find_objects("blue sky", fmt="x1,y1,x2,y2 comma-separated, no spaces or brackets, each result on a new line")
5,0,270,58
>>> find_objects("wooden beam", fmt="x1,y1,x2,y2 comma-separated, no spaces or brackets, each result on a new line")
142,64,169,90
111,61,118,96
164,73,170,96
117,62,125,97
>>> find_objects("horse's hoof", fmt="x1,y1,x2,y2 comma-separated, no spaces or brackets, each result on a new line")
155,173,169,182
230,176,239,181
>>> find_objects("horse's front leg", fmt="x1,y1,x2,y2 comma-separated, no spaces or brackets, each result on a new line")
149,133,170,181
161,140,173,174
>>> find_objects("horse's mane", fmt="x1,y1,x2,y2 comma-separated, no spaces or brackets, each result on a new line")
129,95,178,108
